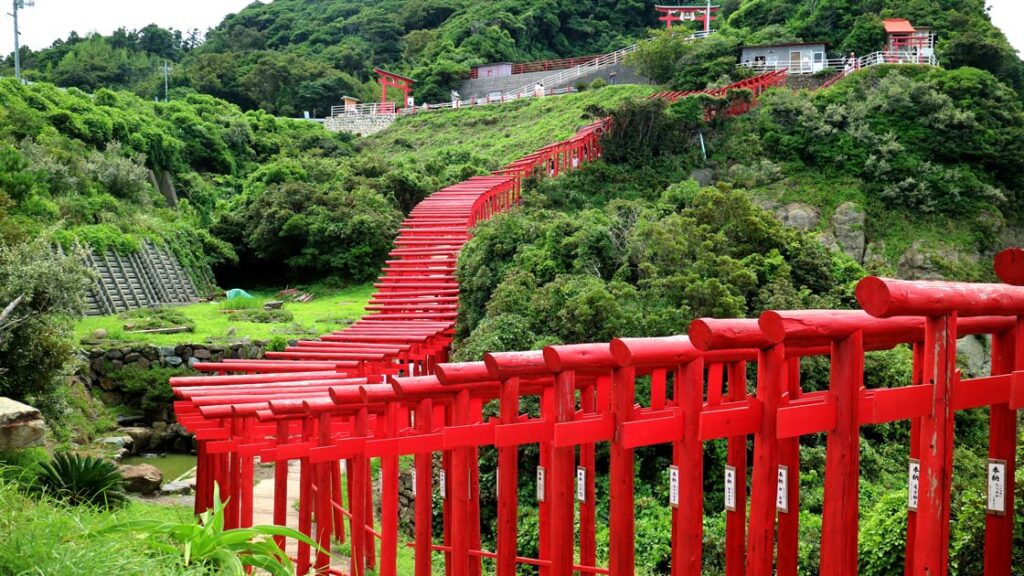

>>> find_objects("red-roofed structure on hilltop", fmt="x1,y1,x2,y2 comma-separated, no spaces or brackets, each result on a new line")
883,18,935,63
655,4,719,33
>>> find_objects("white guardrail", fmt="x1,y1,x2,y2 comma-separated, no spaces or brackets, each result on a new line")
738,51,938,76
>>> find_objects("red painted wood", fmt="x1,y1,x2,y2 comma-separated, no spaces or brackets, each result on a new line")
819,332,863,576
857,277,1024,318
609,365,636,576
747,345,784,575
984,328,1017,575
994,248,1024,285
414,400,434,576
912,315,956,576
724,362,747,576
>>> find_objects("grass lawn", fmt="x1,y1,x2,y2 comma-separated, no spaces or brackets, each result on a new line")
75,284,375,347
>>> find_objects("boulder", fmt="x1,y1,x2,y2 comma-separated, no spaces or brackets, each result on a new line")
264,301,284,310
119,463,163,494
776,203,820,231
118,427,153,453
831,202,866,262
101,436,133,451
91,328,108,340
0,397,47,450
160,480,193,495
689,168,715,187
191,348,211,360
164,356,183,368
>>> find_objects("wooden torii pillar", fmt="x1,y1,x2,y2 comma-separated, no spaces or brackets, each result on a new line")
375,67,415,110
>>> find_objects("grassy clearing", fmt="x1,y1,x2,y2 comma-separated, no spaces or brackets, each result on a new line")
365,85,658,169
0,479,206,576
75,284,374,347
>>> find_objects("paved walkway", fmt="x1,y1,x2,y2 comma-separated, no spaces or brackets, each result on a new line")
252,461,349,573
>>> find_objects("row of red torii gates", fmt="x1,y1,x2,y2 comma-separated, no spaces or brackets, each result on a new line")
168,70,1020,576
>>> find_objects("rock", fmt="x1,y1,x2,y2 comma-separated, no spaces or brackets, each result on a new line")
164,356,183,367
119,463,163,494
91,328,108,340
143,347,160,361
0,397,48,450
896,240,977,280
776,203,820,231
124,352,141,363
116,413,147,427
831,202,866,262
118,427,153,453
226,328,237,337
160,481,192,495
101,436,133,450
264,301,285,310
958,335,991,378
689,168,715,187
192,348,211,360
134,358,151,370
159,346,176,358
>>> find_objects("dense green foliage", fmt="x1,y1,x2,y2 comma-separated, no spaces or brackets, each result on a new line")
710,65,1024,276
32,452,128,509
0,236,92,414
8,0,1021,118
5,0,657,116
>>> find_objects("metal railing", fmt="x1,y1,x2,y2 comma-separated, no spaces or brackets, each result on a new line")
507,44,640,98
328,102,397,117
738,51,938,77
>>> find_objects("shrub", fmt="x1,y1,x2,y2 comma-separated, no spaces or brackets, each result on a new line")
119,306,195,331
33,452,127,508
106,483,321,576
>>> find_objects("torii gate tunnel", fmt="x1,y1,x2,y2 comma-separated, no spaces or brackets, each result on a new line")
168,73,1024,576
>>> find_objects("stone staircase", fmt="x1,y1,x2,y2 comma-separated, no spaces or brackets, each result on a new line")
79,241,200,316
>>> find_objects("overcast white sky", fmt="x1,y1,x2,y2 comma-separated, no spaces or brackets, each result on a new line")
0,0,1022,54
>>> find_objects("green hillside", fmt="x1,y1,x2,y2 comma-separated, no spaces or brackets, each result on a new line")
4,0,1020,117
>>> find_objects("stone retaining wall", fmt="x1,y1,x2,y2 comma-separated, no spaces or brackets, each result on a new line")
323,113,397,136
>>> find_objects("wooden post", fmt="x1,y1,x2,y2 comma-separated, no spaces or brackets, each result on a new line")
497,377,521,576
609,365,636,576
380,402,400,576
819,331,864,576
984,326,1017,575
912,314,956,576
747,344,784,575
549,370,576,575
776,358,800,576
725,362,748,576
675,358,705,574
414,400,434,576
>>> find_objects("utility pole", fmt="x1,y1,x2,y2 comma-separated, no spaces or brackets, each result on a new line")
9,0,33,82
162,60,171,101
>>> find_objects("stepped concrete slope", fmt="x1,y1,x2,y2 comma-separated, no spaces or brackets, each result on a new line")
81,241,199,315
458,61,649,101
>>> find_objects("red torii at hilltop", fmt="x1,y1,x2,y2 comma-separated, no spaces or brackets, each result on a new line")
375,68,415,109
655,4,719,32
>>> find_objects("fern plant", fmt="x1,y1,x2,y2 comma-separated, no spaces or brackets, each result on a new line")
34,452,127,508
105,484,322,576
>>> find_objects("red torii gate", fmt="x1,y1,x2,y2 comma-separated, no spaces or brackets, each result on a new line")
655,4,719,32
375,67,415,109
